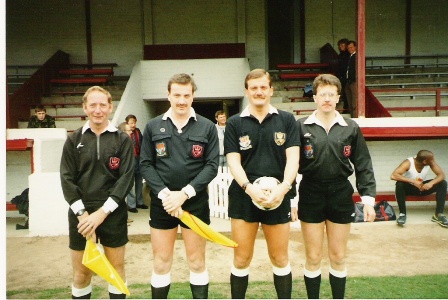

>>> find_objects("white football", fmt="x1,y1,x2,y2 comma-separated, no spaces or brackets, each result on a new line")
251,177,281,210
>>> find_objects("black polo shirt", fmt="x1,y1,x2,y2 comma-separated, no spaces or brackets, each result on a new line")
140,111,219,197
225,106,301,182
297,111,376,198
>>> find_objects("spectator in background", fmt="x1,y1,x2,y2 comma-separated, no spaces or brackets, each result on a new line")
215,110,227,167
125,114,147,213
118,121,136,225
60,86,134,299
390,150,448,227
27,105,56,128
336,38,350,111
345,40,357,117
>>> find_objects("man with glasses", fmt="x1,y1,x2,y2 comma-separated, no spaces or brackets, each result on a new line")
295,74,376,298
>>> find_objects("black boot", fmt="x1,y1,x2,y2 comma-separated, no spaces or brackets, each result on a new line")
230,273,249,299
304,274,321,299
190,283,209,299
109,292,126,299
329,273,346,299
274,272,292,299
151,284,170,299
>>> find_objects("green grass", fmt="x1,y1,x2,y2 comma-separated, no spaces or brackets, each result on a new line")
6,274,448,299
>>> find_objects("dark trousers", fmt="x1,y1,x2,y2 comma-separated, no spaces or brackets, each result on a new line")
395,179,447,215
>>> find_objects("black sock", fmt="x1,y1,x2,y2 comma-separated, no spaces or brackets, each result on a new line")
230,273,249,299
108,292,126,299
151,284,170,299
190,283,209,299
273,272,292,299
329,273,346,299
304,274,321,299
72,293,91,299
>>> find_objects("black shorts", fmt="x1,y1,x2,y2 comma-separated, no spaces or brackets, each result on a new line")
69,200,128,251
228,181,291,225
298,178,355,224
149,191,211,229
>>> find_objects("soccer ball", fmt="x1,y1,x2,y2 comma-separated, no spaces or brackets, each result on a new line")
251,177,281,210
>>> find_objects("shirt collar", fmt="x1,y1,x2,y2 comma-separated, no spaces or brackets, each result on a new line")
240,105,278,117
304,110,348,127
82,120,117,134
162,107,197,121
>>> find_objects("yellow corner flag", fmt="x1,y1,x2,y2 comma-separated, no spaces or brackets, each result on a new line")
180,211,238,248
82,239,130,295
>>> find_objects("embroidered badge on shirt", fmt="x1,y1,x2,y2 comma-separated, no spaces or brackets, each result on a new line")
156,141,168,157
191,144,204,158
109,157,120,170
239,135,252,150
274,132,286,146
343,145,351,157
304,140,314,159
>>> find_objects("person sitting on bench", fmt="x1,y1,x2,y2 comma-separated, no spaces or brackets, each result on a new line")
390,149,448,227
27,105,56,128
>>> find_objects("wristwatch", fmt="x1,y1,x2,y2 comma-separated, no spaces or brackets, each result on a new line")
242,181,250,191
76,209,86,216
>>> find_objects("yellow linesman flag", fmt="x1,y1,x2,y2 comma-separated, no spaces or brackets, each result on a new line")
180,211,238,248
82,238,130,296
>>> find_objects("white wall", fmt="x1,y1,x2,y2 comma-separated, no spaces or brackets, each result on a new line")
6,129,68,236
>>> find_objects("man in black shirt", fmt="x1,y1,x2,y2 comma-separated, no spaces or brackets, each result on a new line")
140,73,219,299
296,74,376,299
224,69,300,299
60,86,134,299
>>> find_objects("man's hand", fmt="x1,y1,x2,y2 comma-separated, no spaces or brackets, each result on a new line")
363,204,376,222
291,207,298,222
162,191,188,214
77,209,108,239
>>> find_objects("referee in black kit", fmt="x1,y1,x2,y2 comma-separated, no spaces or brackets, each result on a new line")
224,69,300,299
296,74,376,299
139,73,219,299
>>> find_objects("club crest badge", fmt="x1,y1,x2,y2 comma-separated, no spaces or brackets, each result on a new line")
156,141,168,157
109,157,120,170
274,132,286,146
343,145,351,157
239,135,252,150
303,141,314,159
191,144,204,158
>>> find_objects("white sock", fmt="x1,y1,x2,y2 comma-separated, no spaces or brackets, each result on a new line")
72,284,92,297
190,268,209,285
273,262,291,276
303,267,321,278
151,270,171,288
231,264,250,277
108,280,127,294
329,266,347,278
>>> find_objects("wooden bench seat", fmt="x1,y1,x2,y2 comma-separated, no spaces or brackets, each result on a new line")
277,63,329,70
294,108,348,115
53,115,87,120
284,85,304,91
59,69,114,76
42,102,83,108
366,82,447,88
289,96,313,102
6,201,17,211
279,73,321,80
50,77,109,85
366,72,448,79
352,191,447,203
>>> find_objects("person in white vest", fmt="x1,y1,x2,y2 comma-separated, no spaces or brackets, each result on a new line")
391,149,448,227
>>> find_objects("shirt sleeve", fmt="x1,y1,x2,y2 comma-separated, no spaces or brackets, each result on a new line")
351,125,376,198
